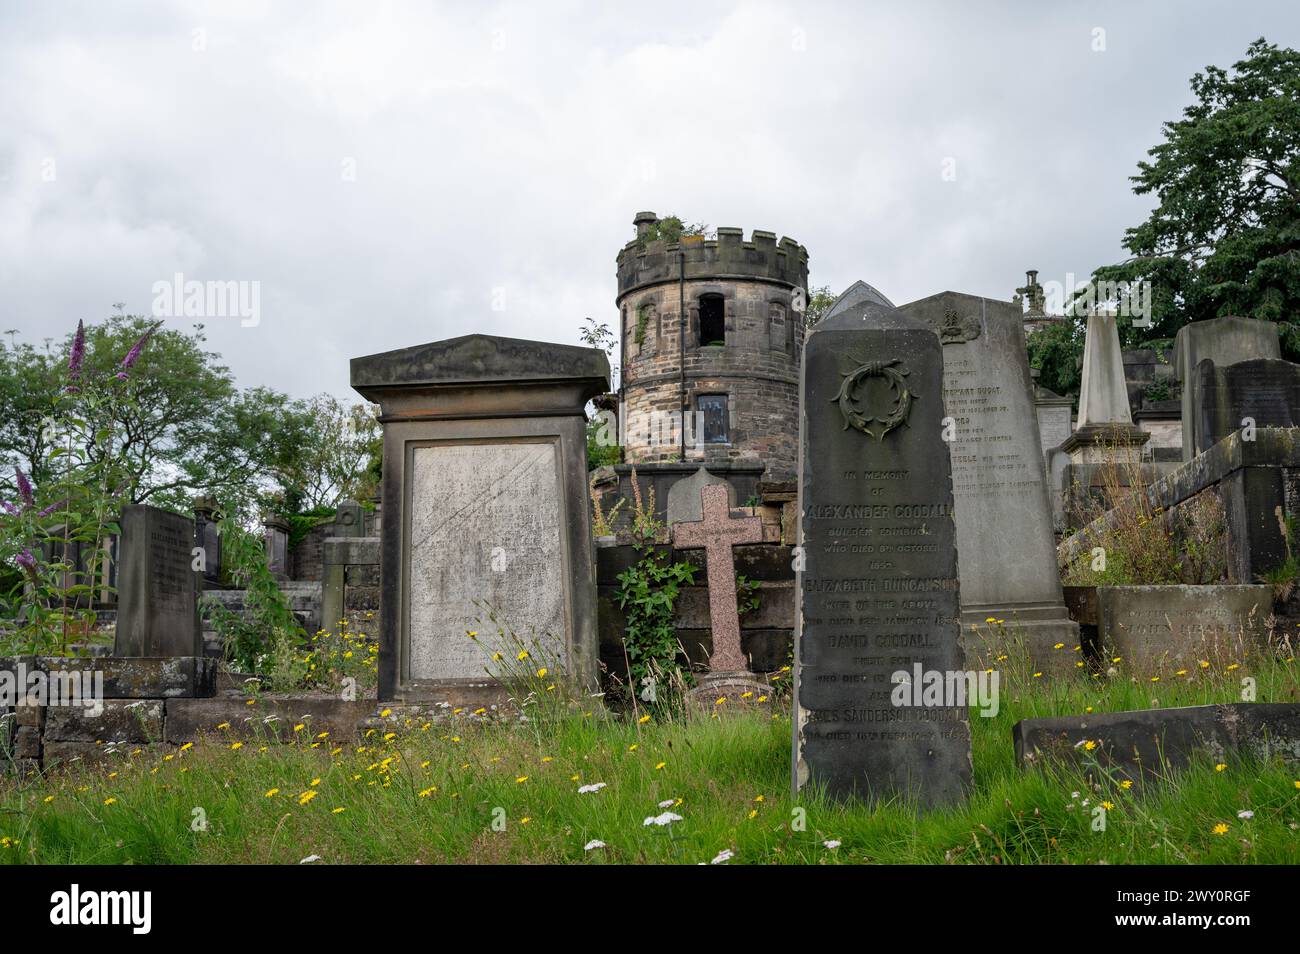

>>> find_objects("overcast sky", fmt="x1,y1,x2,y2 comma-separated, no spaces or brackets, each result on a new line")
2,1,1297,401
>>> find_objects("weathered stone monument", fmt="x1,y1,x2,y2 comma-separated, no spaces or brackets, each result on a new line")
898,291,1078,671
1062,313,1149,463
1097,584,1273,671
665,466,733,526
792,285,971,809
113,504,203,657
263,514,290,579
320,498,367,636
1173,316,1280,460
1195,357,1300,456
191,496,221,587
671,483,765,699
351,334,608,702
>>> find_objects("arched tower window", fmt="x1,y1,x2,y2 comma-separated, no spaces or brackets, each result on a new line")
698,294,725,346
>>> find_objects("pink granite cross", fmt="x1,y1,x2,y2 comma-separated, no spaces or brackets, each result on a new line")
671,484,764,672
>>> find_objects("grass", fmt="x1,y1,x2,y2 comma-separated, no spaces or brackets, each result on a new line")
0,651,1298,865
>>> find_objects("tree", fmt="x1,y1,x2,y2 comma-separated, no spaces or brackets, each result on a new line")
1026,318,1085,398
1085,39,1300,354
0,314,236,510
802,285,836,328
0,313,380,520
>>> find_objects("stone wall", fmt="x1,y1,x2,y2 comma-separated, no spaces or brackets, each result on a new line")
596,540,796,680
0,656,216,775
289,520,335,582
1059,427,1300,593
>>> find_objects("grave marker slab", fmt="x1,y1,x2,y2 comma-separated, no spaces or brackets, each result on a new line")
113,504,202,657
792,291,971,809
1014,703,1300,784
898,291,1078,671
1097,584,1272,671
1174,316,1281,460
351,334,608,702
1194,357,1300,456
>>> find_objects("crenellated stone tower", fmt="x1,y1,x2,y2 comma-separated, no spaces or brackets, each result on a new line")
615,212,809,480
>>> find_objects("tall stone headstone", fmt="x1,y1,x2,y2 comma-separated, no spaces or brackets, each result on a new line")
792,292,971,809
320,498,366,636
1062,313,1149,464
898,291,1078,671
263,514,290,579
1194,357,1300,456
665,466,733,526
114,504,202,657
351,334,609,702
192,496,221,586
1174,316,1280,460
1034,384,1074,456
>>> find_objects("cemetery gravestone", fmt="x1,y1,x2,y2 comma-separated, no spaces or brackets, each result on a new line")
1097,584,1273,671
1174,316,1281,460
665,466,733,526
1195,358,1300,456
321,498,366,637
192,496,221,586
898,291,1078,671
671,483,765,698
351,334,608,702
113,504,203,657
792,288,971,809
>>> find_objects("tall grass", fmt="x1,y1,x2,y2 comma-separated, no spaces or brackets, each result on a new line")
0,654,1296,865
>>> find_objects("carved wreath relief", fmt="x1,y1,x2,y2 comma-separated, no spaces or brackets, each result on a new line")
831,357,916,441
938,309,980,344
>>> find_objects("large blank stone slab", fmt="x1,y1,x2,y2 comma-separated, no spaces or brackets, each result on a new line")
408,441,566,680
351,334,608,702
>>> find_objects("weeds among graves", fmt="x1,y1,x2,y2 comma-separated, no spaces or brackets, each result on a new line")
1,644,1296,865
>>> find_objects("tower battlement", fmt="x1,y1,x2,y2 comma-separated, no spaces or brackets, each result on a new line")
616,215,808,299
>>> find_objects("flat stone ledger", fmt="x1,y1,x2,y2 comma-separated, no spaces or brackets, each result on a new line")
792,299,971,810
407,441,566,680
113,504,202,657
351,333,609,702
898,292,1078,672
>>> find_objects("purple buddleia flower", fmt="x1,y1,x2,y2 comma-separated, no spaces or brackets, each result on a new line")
37,498,67,517
120,321,162,373
68,320,86,379
15,548,36,573
1,501,18,515
15,469,33,508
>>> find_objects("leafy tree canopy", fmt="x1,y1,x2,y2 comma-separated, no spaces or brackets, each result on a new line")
0,313,378,519
1089,38,1300,354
